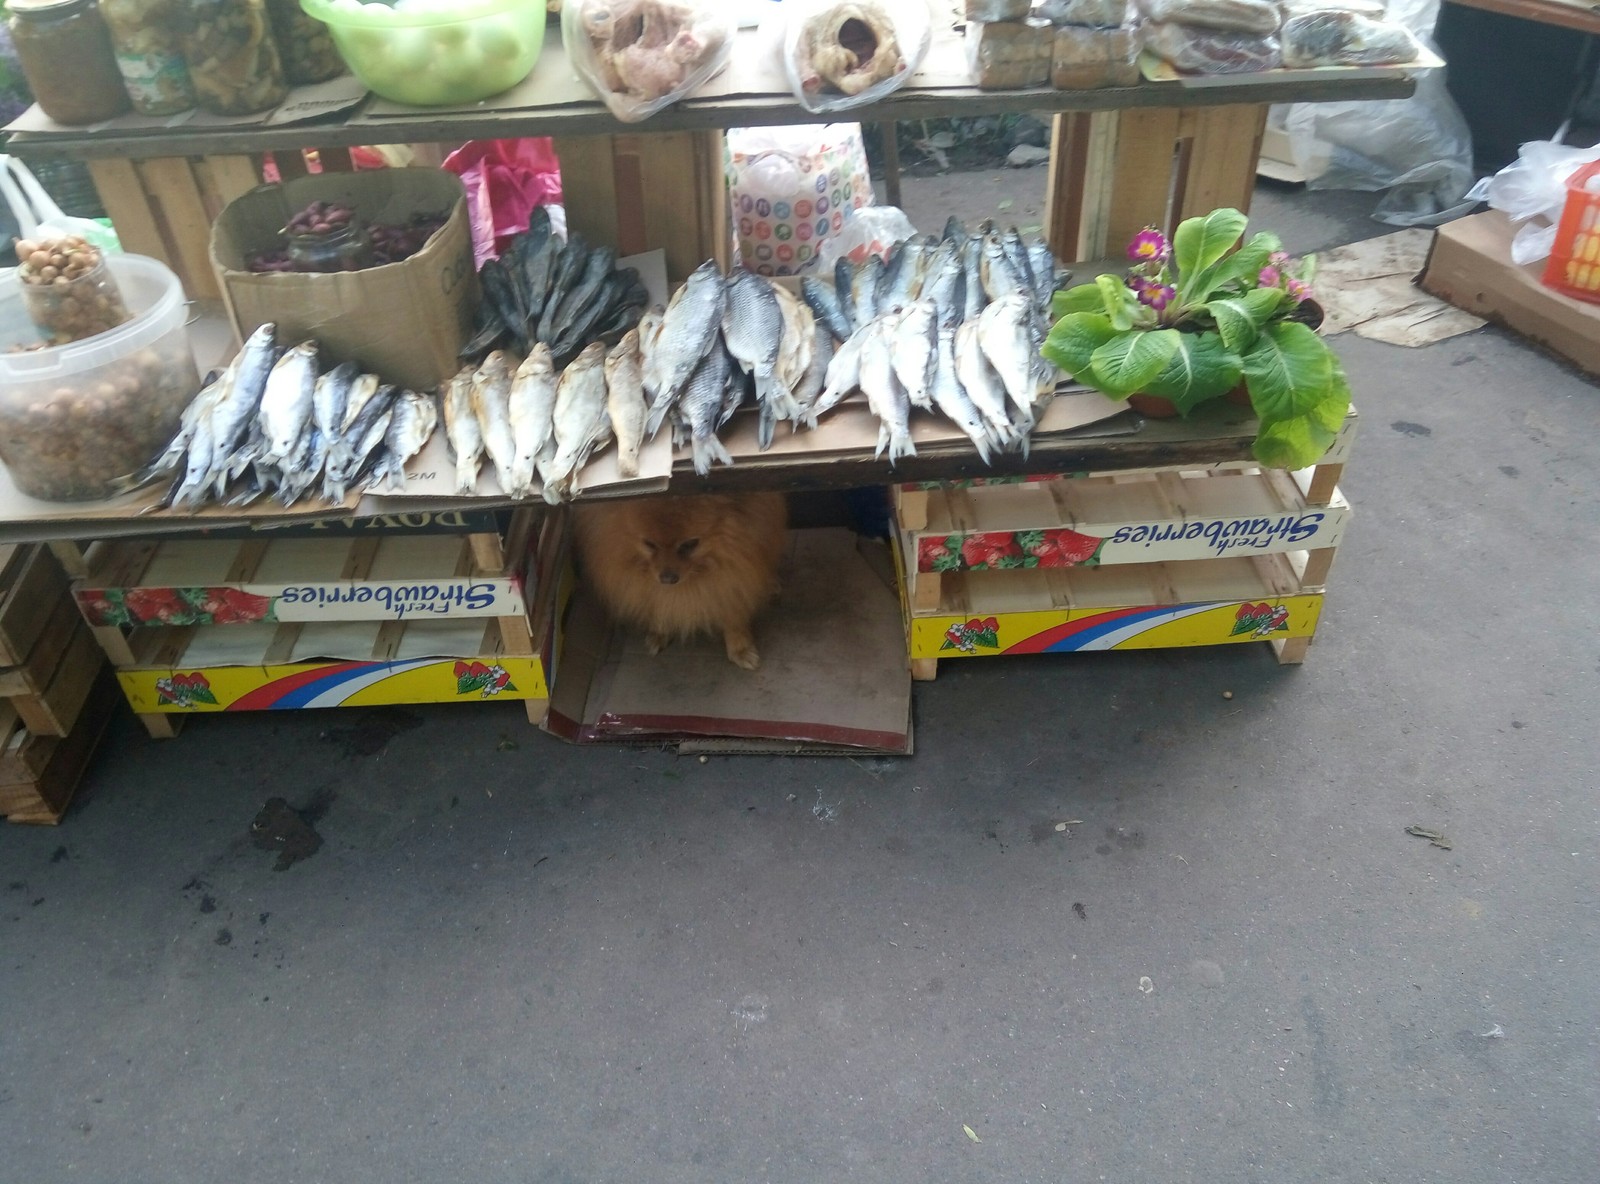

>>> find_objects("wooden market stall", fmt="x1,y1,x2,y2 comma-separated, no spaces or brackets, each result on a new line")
0,13,1427,780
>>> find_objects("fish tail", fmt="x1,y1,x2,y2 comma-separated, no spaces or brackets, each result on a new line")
757,404,776,452
890,429,917,466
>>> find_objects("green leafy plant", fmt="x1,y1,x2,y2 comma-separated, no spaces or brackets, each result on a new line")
1041,207,1349,470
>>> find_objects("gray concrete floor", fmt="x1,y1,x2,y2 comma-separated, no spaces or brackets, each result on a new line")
3,173,1598,1184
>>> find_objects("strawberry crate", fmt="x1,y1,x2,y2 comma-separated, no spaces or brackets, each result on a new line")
66,509,561,736
892,409,1356,680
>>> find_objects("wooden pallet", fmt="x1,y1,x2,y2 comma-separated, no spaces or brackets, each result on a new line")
0,547,105,738
1045,103,1270,262
74,510,555,735
0,671,120,825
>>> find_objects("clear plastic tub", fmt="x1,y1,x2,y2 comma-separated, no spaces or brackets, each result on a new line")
299,0,546,107
0,254,200,502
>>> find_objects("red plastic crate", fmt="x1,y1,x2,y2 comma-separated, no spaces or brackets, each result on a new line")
1542,159,1600,304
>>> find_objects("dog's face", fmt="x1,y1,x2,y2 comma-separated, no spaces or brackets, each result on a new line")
625,502,723,587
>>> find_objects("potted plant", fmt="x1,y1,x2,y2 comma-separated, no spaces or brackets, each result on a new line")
1041,207,1349,471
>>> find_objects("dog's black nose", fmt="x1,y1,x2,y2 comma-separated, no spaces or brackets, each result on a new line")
658,570,679,585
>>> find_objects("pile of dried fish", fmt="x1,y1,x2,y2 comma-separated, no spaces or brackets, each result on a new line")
442,327,649,505
635,219,1071,471
461,206,650,369
136,324,438,513
635,261,819,475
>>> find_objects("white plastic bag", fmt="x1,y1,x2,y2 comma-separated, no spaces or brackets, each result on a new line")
1275,0,1476,227
774,0,933,115
815,206,917,271
727,123,874,275
0,155,121,255
561,0,735,124
1466,139,1600,264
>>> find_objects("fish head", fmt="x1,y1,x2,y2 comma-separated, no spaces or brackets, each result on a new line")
479,350,516,381
518,343,556,380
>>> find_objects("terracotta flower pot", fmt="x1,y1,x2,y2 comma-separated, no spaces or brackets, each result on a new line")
1127,392,1181,418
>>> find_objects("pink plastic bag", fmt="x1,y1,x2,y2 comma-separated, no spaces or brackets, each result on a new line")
444,138,565,268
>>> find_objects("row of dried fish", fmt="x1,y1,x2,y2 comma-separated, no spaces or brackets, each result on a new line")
461,206,650,369
138,325,437,512
635,218,1070,473
443,329,648,506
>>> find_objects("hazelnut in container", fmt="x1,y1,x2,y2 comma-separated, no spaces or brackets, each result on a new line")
0,254,201,502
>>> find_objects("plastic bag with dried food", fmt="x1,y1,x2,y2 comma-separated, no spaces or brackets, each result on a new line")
1139,0,1281,34
1281,11,1422,67
561,0,735,123
965,0,1032,19
1037,0,1132,28
774,0,934,114
1144,22,1282,73
814,206,918,271
968,19,1054,90
1052,23,1141,89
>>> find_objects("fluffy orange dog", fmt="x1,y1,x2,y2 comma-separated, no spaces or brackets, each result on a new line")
574,492,788,670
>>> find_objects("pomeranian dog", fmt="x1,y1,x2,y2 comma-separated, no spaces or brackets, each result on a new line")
574,492,788,670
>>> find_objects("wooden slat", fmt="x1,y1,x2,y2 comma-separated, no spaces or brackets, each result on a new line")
0,546,68,667
2,670,120,825
551,134,621,258
1105,107,1183,251
135,157,222,300
47,541,91,580
0,598,79,699
91,625,138,668
1305,463,1344,507
274,150,311,182
469,532,506,575
85,159,168,261
261,623,303,666
197,154,261,218
13,622,102,738
318,146,355,173
1175,104,1268,224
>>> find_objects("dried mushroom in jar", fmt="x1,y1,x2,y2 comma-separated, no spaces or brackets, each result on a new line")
99,0,195,116
264,0,345,85
0,337,199,501
14,235,132,345
176,0,288,116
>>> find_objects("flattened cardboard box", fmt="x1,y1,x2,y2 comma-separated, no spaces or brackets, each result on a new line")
545,529,912,755
1421,210,1600,379
210,168,478,392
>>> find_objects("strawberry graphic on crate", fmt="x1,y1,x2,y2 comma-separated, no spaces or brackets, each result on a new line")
918,529,1104,573
454,660,516,698
941,617,1001,653
1231,602,1291,638
155,672,219,708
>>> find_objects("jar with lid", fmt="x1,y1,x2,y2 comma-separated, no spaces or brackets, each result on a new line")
175,0,288,116
263,0,345,86
99,0,196,116
7,0,132,126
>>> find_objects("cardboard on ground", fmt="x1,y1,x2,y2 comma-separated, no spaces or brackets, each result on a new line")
545,529,913,755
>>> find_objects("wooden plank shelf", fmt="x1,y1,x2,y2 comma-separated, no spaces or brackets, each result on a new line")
0,671,121,825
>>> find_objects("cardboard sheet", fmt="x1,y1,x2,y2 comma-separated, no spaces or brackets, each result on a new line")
4,76,367,137
1313,229,1485,347
1138,45,1443,88
546,529,912,754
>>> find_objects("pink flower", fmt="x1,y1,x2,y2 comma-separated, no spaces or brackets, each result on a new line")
1127,227,1170,264
1269,251,1290,267
1257,265,1282,289
1137,282,1177,312
1286,278,1314,303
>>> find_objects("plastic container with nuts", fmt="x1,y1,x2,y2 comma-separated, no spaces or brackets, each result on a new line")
0,255,201,502
967,19,1054,90
14,235,132,345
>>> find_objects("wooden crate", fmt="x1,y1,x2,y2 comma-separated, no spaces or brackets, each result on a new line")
0,546,105,738
1045,103,1270,262
893,407,1356,679
0,671,120,825
552,130,730,282
75,510,560,734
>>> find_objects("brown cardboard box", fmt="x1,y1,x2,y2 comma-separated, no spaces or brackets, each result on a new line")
1421,210,1600,379
209,168,478,391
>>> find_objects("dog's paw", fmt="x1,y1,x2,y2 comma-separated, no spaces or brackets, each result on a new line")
728,644,762,671
645,632,668,655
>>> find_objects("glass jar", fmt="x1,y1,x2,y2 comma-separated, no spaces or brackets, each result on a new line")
14,235,132,345
286,222,373,273
175,0,288,116
7,0,132,126
263,0,345,85
99,0,196,116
